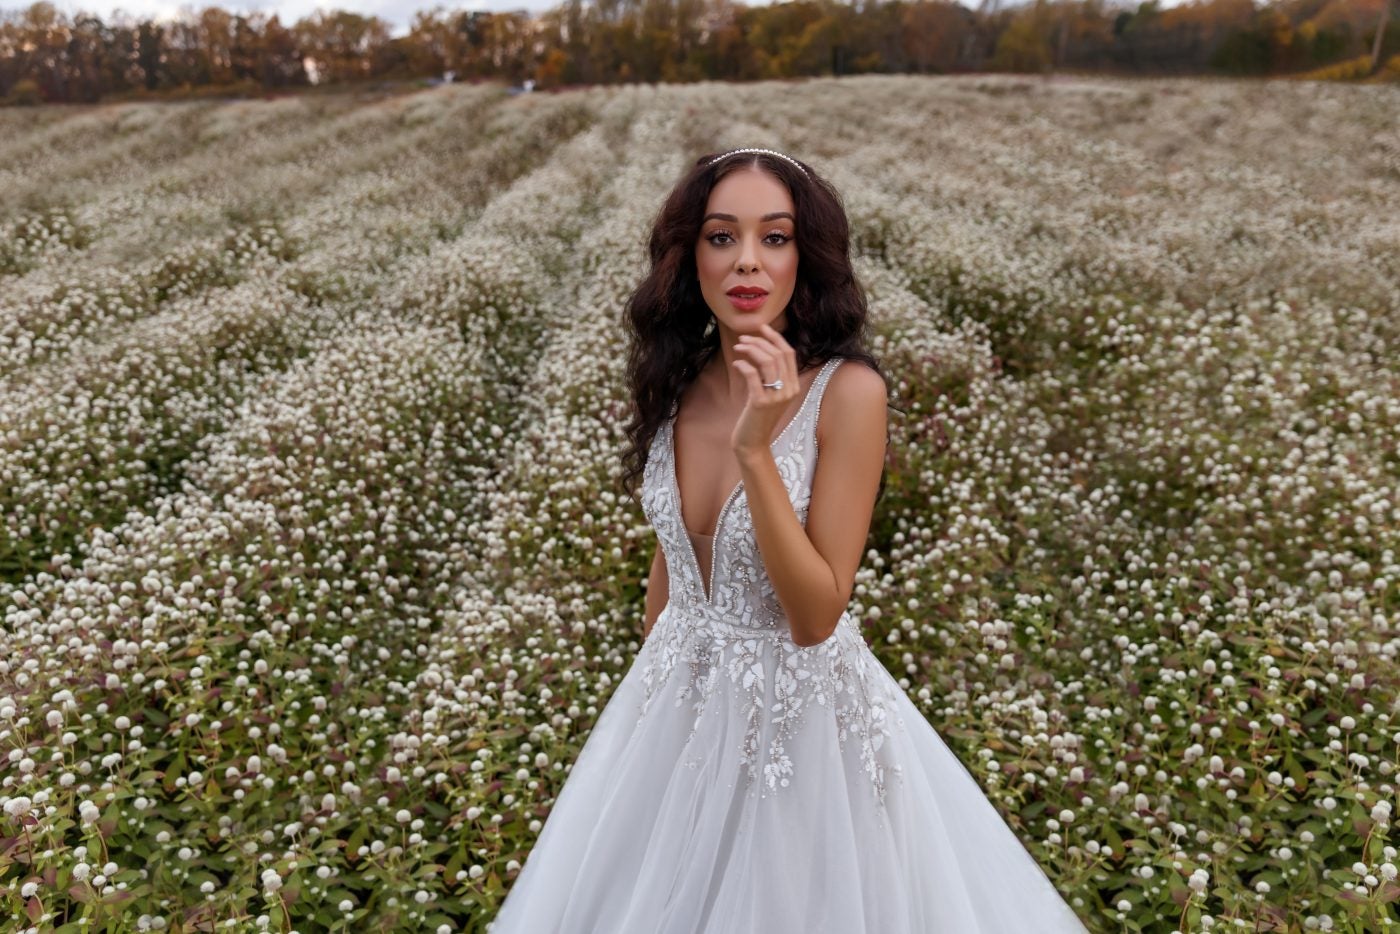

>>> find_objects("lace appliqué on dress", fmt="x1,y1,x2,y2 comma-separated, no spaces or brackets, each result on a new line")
636,356,906,807
638,612,905,807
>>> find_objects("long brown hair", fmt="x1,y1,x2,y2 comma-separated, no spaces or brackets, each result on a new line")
618,149,890,505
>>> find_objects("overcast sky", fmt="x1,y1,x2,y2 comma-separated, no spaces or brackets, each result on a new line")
35,0,1176,39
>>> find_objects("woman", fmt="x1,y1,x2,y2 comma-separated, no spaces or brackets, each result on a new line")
487,148,1090,933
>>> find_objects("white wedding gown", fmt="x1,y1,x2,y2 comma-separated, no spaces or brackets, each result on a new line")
487,356,1090,933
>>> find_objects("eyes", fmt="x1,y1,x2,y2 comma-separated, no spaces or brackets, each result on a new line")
704,229,793,248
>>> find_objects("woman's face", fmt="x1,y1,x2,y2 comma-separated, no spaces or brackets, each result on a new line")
695,166,798,338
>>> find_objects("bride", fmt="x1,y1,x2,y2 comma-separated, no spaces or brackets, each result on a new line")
487,147,1091,933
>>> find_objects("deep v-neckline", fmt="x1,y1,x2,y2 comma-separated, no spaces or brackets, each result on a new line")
667,357,837,604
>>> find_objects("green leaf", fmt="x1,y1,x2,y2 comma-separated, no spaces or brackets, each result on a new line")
164,750,187,792
1101,821,1124,853
445,844,467,883
347,821,369,857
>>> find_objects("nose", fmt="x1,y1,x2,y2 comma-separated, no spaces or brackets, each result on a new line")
736,233,760,273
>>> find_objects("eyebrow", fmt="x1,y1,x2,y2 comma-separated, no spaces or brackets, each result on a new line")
702,212,795,223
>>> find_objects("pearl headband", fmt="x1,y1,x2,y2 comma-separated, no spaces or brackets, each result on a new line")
708,147,809,179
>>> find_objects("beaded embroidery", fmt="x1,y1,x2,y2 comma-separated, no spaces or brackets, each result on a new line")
637,356,906,808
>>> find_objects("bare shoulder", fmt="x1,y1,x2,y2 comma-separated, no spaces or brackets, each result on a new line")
816,358,888,448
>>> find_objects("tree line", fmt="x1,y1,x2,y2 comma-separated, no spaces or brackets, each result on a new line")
2,0,1397,105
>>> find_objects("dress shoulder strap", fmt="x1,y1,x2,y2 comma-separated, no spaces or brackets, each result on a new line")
804,356,846,453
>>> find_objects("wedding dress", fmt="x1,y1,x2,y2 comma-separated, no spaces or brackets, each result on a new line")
487,355,1090,933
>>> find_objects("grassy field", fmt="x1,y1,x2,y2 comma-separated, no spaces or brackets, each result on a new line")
1,73,1398,933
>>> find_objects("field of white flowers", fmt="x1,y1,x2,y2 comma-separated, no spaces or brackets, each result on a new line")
1,73,1398,933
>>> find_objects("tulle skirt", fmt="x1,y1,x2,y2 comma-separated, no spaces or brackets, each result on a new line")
486,605,1090,934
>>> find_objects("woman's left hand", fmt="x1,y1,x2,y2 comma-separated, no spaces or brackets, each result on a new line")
730,322,800,456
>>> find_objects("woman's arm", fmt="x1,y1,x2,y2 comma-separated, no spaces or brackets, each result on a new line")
642,542,669,641
737,360,888,647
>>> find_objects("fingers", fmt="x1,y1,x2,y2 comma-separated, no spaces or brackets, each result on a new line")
735,336,778,386
761,323,797,393
732,356,758,377
737,324,796,400
731,357,764,403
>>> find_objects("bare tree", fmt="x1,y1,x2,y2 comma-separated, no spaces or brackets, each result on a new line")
1373,0,1393,73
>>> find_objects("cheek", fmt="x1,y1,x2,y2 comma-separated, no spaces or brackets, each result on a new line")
775,250,799,288
696,250,725,287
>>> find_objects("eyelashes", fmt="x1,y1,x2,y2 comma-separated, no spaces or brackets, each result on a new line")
705,231,793,247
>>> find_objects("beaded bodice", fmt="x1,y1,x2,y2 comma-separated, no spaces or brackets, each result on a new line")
641,355,844,631
633,355,906,809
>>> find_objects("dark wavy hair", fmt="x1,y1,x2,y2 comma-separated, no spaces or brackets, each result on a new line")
617,149,892,507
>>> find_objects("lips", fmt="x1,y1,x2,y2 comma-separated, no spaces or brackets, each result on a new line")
727,288,768,297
